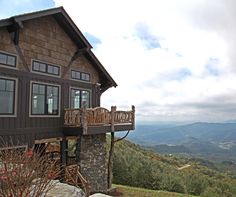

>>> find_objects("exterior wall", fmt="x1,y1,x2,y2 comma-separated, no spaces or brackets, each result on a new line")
0,12,112,193
18,16,99,83
0,15,101,143
0,28,18,56
79,134,107,193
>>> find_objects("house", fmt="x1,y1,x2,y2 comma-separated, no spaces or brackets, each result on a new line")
0,7,135,193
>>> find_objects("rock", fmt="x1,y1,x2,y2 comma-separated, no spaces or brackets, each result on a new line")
89,194,112,197
45,180,85,197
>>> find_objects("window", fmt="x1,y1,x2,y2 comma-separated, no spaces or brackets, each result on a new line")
31,83,59,115
71,70,90,82
32,60,60,76
81,73,90,81
0,78,16,115
70,88,90,108
0,52,17,67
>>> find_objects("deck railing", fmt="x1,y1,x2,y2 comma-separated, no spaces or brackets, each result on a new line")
64,106,135,133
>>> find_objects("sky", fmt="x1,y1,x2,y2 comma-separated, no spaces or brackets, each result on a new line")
1,0,236,123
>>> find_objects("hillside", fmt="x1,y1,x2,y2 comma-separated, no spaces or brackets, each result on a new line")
110,137,236,197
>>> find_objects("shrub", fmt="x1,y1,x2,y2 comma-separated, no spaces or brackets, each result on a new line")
0,146,60,196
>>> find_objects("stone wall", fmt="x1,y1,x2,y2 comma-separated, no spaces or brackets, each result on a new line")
79,134,107,193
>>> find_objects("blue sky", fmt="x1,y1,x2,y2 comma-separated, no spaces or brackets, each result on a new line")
1,0,236,123
0,0,55,18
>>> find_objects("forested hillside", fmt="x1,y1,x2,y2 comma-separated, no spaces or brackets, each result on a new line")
109,137,236,197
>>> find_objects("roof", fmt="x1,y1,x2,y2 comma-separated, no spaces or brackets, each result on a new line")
0,7,117,90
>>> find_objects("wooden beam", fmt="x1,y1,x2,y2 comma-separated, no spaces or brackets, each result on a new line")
61,48,89,78
82,101,88,135
132,105,135,130
35,137,62,144
15,45,30,72
76,137,81,165
60,137,68,182
7,22,30,72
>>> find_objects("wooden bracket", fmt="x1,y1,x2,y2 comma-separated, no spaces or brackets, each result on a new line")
61,48,89,78
7,21,30,72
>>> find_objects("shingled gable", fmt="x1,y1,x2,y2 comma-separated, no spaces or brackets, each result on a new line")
0,6,117,92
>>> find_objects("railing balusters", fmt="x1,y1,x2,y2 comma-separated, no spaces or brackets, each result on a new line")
64,106,135,129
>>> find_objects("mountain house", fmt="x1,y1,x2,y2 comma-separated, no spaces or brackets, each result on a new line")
0,7,135,193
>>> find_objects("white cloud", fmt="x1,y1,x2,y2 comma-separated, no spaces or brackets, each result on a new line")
53,0,236,122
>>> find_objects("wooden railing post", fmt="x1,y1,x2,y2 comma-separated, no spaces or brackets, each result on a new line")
82,101,88,135
108,106,116,189
110,106,116,132
132,105,135,130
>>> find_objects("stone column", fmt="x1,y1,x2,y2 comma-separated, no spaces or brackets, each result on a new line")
78,134,107,193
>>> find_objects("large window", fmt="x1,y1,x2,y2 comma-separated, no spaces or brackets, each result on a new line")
32,60,60,76
0,52,17,67
70,88,90,108
31,83,59,115
71,70,90,82
0,78,16,115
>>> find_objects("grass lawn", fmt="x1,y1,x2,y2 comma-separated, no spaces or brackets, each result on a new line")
113,184,198,197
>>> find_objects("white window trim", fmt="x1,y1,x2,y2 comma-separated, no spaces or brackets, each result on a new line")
30,59,61,78
70,68,92,84
0,76,18,117
0,50,18,70
29,81,61,118
69,86,92,108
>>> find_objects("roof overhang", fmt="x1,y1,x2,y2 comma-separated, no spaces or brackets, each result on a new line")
0,7,117,91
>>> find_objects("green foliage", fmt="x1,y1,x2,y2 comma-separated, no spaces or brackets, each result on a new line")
109,136,236,196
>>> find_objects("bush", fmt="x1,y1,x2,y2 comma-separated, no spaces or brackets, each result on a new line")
0,146,60,196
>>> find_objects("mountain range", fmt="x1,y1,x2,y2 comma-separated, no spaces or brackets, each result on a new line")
126,122,236,145
121,122,236,162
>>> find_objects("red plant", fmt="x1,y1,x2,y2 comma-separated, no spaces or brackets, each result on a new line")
0,146,61,197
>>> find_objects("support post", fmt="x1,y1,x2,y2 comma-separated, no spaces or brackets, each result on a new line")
82,101,88,135
132,105,135,130
107,106,116,189
60,137,68,182
76,136,81,165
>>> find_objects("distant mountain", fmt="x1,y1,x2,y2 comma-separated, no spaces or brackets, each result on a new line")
127,122,236,146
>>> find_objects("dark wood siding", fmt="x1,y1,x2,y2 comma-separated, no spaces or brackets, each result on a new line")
0,67,99,145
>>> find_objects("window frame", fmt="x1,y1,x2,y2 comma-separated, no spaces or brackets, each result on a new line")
0,76,18,117
69,87,91,109
31,59,61,78
0,51,18,69
71,69,91,82
29,81,61,117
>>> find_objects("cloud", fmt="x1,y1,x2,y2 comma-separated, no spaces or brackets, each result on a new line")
134,23,161,50
181,0,236,73
3,0,233,122
42,1,236,122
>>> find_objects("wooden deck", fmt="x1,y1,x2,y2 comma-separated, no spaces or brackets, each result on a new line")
63,106,135,135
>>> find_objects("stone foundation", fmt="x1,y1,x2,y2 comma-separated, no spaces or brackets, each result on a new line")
78,134,107,193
